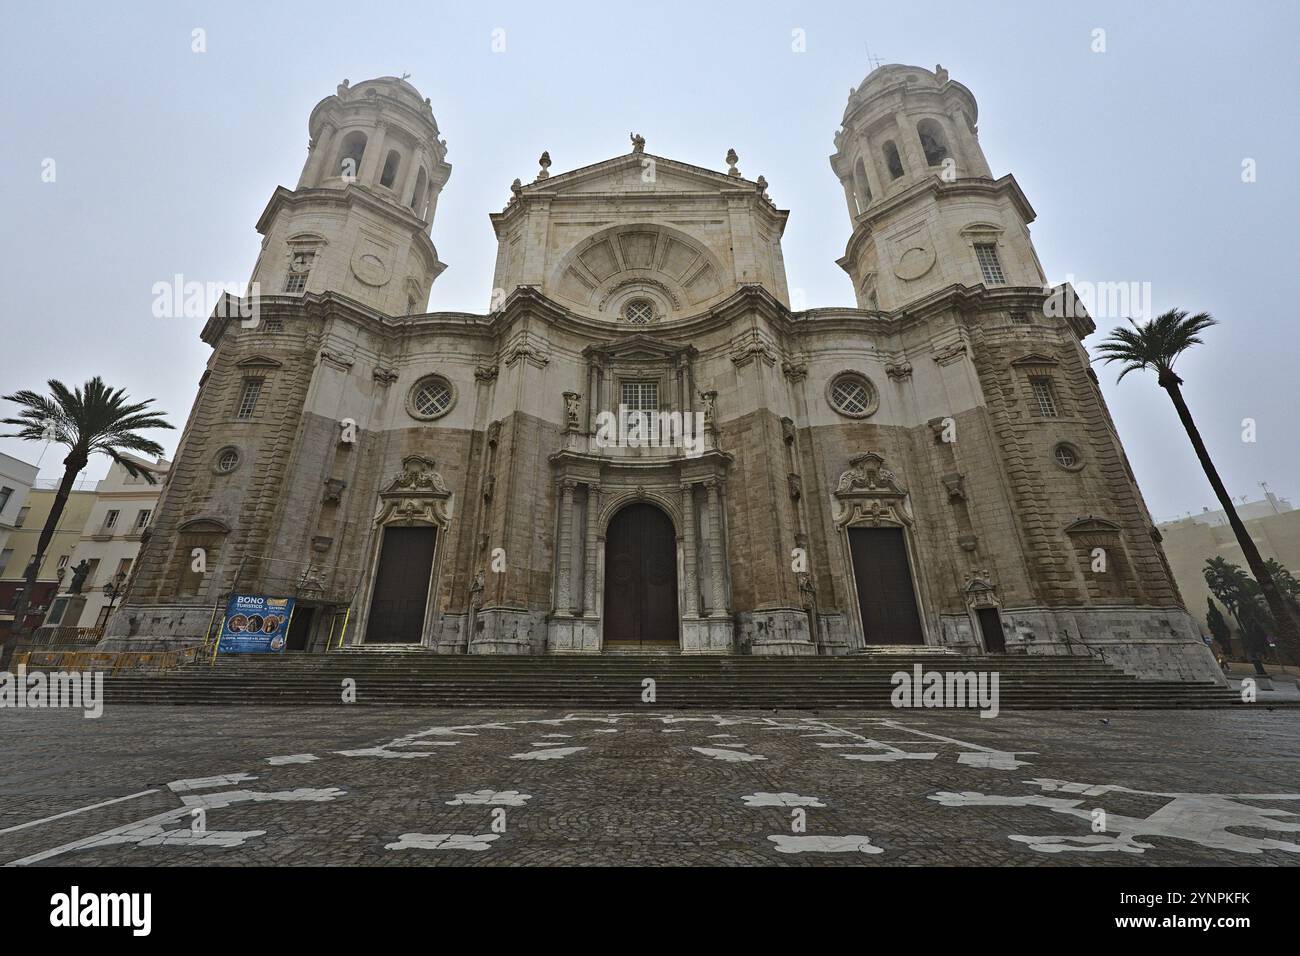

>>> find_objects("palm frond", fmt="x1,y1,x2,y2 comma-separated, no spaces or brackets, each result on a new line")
1095,308,1217,384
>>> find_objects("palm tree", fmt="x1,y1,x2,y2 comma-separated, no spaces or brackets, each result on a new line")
1096,309,1300,664
1,378,173,663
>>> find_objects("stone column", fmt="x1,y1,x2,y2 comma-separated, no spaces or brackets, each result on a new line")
583,484,601,614
300,121,337,187
705,479,728,616
400,147,426,207
895,116,926,179
555,479,576,615
680,482,699,616
358,121,389,186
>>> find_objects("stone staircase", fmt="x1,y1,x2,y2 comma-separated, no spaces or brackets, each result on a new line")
95,651,1244,709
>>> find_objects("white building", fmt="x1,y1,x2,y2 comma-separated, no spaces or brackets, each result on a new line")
45,455,170,630
0,453,40,580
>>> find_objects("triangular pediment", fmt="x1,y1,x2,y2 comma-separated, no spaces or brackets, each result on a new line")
235,354,284,369
524,152,759,197
1010,352,1059,367
583,333,696,362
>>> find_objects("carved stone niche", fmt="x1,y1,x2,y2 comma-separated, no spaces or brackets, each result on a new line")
963,569,998,608
780,416,796,446
323,478,347,504
375,455,453,527
787,473,802,501
941,472,966,502
831,452,913,527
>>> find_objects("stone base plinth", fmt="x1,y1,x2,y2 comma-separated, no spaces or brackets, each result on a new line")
681,616,733,654
468,607,544,655
740,608,818,656
547,616,601,653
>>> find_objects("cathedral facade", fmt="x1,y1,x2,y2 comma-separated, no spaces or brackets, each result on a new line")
105,66,1221,682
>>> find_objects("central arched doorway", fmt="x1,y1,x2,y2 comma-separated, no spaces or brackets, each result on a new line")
603,502,679,647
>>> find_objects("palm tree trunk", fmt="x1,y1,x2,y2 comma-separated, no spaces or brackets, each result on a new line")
1162,377,1300,665
0,456,83,668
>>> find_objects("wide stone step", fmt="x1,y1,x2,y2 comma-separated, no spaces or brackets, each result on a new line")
46,650,1244,709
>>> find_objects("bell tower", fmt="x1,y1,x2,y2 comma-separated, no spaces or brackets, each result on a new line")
830,64,1044,312
249,76,453,316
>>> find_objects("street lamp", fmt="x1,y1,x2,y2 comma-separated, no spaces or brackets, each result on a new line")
102,571,128,619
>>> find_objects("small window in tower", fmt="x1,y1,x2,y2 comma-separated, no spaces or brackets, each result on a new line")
620,381,658,412
380,149,401,189
214,447,241,474
884,140,905,180
1029,377,1060,418
283,249,315,294
917,119,950,167
236,378,264,420
1053,443,1084,470
974,243,1006,285
623,299,654,325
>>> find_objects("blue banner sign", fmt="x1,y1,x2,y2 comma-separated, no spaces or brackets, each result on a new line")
217,594,295,653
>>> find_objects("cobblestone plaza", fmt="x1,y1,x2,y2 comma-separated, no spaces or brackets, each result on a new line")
3,706,1297,867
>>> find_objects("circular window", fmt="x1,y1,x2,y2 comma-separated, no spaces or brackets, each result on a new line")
623,299,654,325
1053,442,1084,471
407,375,456,421
827,371,879,419
213,447,241,474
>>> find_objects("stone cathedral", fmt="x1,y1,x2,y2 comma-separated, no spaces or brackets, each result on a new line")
106,65,1220,682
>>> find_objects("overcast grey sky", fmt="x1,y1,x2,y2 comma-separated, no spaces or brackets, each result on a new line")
1,0,1296,520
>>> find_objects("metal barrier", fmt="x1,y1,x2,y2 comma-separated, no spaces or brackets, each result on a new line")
11,646,201,675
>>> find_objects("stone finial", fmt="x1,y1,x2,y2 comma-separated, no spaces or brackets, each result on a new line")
725,149,740,177
935,63,949,83
755,175,769,199
630,132,645,154
536,151,551,181
510,178,523,202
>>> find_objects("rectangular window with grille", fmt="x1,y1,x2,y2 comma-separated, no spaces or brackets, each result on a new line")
236,378,264,420
283,250,315,294
1030,377,1060,418
620,381,658,412
975,243,1006,285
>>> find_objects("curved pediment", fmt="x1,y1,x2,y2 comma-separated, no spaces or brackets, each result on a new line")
1064,516,1121,535
178,517,231,534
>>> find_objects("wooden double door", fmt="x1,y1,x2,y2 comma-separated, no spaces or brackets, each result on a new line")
848,526,925,645
603,503,679,646
365,525,438,644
